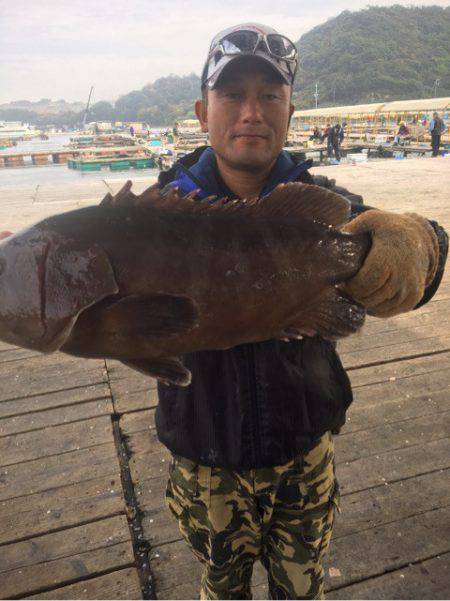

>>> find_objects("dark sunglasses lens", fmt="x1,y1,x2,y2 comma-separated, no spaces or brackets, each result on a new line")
267,34,297,59
223,31,259,53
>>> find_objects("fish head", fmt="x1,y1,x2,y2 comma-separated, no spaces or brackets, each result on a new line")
0,226,118,352
0,228,49,348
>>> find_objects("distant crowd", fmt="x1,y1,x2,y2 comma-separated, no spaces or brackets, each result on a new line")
308,111,447,161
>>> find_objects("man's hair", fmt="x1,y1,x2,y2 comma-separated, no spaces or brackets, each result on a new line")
201,86,208,106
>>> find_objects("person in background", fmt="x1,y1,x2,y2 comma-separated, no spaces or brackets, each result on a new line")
429,112,446,157
309,126,322,142
129,125,135,137
393,121,410,145
327,123,344,161
323,122,331,144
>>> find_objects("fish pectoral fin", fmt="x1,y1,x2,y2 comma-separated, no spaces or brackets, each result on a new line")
122,357,191,387
289,289,366,340
102,293,199,336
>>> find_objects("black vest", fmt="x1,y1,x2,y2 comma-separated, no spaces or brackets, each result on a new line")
155,149,448,468
154,148,361,469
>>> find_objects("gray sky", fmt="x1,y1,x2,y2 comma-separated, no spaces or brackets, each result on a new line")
1,0,449,104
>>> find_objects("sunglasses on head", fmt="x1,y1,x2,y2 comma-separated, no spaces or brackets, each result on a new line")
205,29,298,85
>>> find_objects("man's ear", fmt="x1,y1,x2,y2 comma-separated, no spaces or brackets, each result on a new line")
195,99,209,133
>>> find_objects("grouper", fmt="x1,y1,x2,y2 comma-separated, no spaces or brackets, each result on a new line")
0,181,371,386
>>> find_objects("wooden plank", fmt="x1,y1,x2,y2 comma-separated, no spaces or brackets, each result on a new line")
126,429,168,459
349,370,450,404
26,567,143,600
0,442,120,501
324,507,450,590
0,398,112,437
110,376,158,413
0,382,110,419
334,469,450,539
341,336,450,369
342,323,450,357
120,409,155,436
334,410,450,464
341,388,449,434
0,415,114,466
139,476,179,548
124,425,163,457
340,309,450,353
348,297,450,337
0,354,106,402
0,475,124,545
348,352,450,388
0,541,134,599
0,515,131,572
149,539,200,598
129,446,170,486
328,553,450,600
336,438,450,495
0,347,40,363
106,360,156,384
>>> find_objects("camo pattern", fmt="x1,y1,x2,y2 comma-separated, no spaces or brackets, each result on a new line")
165,431,339,599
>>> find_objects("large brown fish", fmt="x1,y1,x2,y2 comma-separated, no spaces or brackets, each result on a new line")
0,182,370,385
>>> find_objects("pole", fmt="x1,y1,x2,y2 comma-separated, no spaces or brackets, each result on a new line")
83,86,94,128
314,83,319,109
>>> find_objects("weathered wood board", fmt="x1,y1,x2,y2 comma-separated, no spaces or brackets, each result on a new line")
25,567,143,600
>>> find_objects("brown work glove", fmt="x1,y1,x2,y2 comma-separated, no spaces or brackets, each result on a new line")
341,210,439,318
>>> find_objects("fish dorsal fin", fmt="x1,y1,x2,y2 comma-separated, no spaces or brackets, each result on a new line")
108,181,351,227
251,183,351,226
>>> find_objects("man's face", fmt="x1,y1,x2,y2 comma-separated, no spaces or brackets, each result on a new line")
195,59,294,173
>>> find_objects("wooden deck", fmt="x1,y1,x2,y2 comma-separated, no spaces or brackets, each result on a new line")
0,158,449,599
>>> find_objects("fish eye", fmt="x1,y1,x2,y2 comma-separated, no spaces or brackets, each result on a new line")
0,257,5,276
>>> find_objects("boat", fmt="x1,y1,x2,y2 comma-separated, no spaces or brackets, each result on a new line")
0,121,40,140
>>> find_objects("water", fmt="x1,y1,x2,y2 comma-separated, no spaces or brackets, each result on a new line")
0,133,160,187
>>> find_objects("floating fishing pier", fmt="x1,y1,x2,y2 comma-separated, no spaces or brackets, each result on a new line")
0,159,449,599
0,145,153,168
68,156,155,171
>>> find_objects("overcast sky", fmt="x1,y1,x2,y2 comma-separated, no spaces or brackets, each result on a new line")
1,0,449,104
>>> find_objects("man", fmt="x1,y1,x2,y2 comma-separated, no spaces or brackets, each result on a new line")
429,111,446,157
326,123,344,161
153,24,448,599
393,121,410,145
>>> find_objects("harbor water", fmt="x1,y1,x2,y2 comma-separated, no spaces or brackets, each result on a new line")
0,133,160,188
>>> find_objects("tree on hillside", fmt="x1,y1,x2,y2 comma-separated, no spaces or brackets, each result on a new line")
294,5,450,108
89,101,115,122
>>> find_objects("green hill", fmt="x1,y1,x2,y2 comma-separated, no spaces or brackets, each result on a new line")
294,5,450,108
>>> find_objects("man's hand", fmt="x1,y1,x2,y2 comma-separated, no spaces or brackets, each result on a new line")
341,210,439,318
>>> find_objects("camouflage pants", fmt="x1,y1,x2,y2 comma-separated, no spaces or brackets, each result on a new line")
165,432,340,600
